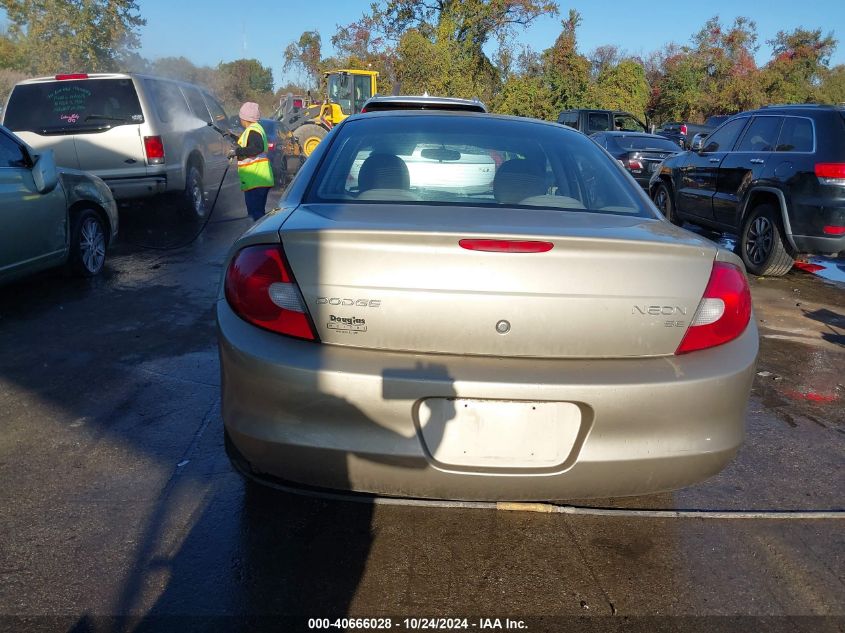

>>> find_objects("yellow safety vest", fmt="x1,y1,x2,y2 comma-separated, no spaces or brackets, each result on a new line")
237,122,274,191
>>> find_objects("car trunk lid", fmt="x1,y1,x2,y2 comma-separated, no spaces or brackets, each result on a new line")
281,204,719,358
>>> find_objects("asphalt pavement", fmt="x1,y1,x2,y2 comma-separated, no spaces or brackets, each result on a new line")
0,187,843,633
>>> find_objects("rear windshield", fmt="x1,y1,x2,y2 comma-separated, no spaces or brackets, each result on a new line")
308,114,651,218
4,78,143,134
613,136,680,152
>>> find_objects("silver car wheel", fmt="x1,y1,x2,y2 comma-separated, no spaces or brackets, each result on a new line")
184,166,208,220
746,216,773,265
80,217,106,273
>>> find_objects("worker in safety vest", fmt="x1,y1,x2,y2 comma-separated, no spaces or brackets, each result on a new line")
232,102,274,221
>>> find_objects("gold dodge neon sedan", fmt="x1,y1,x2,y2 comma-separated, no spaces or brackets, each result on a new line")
216,108,758,501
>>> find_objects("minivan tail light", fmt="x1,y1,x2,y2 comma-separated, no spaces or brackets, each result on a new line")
143,136,165,165
676,262,751,354
55,73,88,80
815,163,845,185
680,124,688,136
224,245,318,341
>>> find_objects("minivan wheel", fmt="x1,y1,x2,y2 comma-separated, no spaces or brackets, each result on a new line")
183,165,208,220
68,209,107,277
740,204,794,277
653,182,680,225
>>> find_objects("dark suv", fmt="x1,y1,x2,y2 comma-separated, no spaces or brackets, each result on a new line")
649,105,845,276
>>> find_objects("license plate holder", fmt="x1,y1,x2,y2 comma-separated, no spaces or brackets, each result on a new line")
418,398,581,469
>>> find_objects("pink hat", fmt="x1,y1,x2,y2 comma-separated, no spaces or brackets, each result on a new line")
239,102,261,122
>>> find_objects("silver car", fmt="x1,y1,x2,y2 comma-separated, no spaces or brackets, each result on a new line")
0,125,118,284
217,111,758,501
3,73,232,220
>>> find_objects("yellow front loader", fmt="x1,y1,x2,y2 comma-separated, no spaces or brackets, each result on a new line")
279,69,379,169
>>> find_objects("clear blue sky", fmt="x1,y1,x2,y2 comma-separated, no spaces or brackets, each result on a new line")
4,1,845,87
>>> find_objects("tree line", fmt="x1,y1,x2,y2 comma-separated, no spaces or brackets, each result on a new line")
2,0,844,125
284,0,845,123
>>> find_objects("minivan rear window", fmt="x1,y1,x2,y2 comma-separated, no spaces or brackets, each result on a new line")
4,78,143,134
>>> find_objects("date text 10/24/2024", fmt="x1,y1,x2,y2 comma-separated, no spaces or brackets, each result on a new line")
308,618,529,630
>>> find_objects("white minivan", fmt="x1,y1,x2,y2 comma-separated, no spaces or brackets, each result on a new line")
2,73,235,219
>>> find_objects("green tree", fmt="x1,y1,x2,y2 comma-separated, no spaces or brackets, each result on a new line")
355,0,557,99
395,18,498,101
283,30,322,89
817,64,845,104
215,58,275,112
0,29,24,70
653,52,707,122
0,0,145,74
691,16,764,115
492,74,556,119
542,9,591,112
586,59,650,120
763,27,838,103
370,0,558,46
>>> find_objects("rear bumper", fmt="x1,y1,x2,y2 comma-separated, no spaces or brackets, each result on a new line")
217,300,758,501
632,175,651,189
102,176,167,200
790,234,844,256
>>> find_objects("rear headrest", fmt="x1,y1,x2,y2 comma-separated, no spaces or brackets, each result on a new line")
493,159,546,204
358,153,410,192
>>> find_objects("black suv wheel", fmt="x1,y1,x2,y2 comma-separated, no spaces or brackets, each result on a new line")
740,204,794,277
652,182,680,226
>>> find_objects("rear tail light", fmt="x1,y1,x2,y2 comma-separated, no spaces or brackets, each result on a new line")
143,136,165,165
680,124,688,136
55,73,88,80
626,158,644,171
815,163,845,185
224,245,318,341
823,225,845,235
676,262,751,354
268,142,276,151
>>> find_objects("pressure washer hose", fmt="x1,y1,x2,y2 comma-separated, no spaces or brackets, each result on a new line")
124,123,242,251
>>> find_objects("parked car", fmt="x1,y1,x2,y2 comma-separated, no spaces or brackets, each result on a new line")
2,73,235,220
650,104,845,276
557,109,647,135
656,115,733,149
360,95,488,113
218,109,758,501
259,119,285,186
347,145,496,196
590,132,682,189
0,124,118,284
